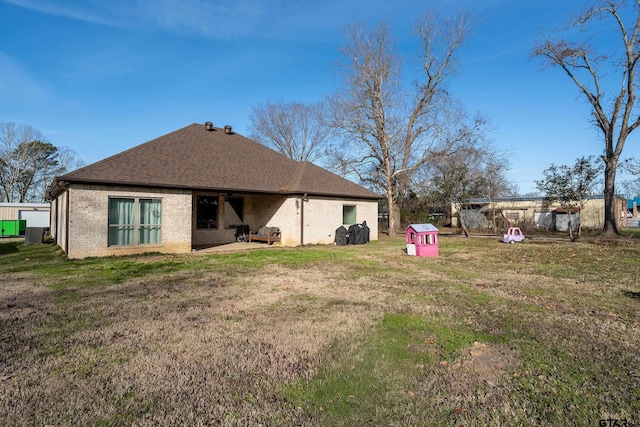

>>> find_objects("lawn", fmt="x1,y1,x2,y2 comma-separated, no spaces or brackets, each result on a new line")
0,235,638,426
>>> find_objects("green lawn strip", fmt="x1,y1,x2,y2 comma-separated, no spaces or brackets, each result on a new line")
0,241,65,272
286,312,498,424
206,246,351,269
0,242,198,288
623,227,640,238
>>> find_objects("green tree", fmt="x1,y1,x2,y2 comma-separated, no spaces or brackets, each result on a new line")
14,141,58,203
0,122,83,202
535,156,601,240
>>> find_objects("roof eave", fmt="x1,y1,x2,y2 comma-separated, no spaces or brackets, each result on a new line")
55,178,383,200
45,179,69,201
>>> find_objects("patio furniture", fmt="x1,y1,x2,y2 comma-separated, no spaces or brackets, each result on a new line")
249,226,281,245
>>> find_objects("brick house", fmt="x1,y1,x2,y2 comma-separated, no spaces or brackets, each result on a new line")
46,122,381,259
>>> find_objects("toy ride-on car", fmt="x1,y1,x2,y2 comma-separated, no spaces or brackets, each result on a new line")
503,227,524,244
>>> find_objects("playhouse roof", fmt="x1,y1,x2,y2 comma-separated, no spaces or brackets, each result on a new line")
406,224,438,233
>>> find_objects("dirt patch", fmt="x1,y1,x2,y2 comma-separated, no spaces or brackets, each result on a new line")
417,341,521,422
448,341,520,387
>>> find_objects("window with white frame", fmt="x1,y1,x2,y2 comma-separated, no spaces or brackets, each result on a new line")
108,197,162,246
343,204,356,225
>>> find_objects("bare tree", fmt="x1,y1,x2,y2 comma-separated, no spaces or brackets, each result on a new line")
484,152,518,232
249,100,330,164
424,144,512,237
328,12,486,234
617,156,640,200
431,151,486,237
533,0,640,235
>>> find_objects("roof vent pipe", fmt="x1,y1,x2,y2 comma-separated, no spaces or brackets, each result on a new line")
205,121,213,131
224,125,232,134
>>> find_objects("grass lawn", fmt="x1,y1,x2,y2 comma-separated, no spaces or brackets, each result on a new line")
1,235,638,426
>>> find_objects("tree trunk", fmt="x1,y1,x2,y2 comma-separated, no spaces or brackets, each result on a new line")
388,196,402,236
575,204,582,241
567,212,574,241
458,209,470,238
491,202,497,233
576,220,582,240
603,160,619,235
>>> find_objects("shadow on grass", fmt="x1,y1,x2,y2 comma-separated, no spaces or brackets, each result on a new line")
0,240,21,256
622,290,640,300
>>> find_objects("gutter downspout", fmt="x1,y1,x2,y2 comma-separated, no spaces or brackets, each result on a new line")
65,189,70,255
300,193,308,246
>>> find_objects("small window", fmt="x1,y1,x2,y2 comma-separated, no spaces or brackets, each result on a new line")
109,197,162,246
343,205,356,225
196,196,219,229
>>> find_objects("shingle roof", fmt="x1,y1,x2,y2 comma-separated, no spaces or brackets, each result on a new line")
50,123,381,200
406,224,438,233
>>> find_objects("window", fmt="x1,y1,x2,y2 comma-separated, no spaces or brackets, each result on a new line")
343,205,356,225
196,196,219,229
109,197,162,246
139,199,162,244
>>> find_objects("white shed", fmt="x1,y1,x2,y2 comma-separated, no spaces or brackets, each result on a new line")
0,203,50,228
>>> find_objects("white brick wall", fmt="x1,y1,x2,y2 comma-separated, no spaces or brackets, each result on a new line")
65,185,192,259
298,196,378,244
239,194,378,245
54,184,379,258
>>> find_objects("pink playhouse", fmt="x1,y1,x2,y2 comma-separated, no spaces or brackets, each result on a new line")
405,223,439,257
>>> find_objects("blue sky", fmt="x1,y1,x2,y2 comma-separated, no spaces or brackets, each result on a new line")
1,0,637,195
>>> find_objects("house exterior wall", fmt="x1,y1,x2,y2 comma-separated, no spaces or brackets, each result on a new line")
299,196,379,245
49,198,58,237
194,194,378,246
253,195,297,245
192,193,240,246
229,194,379,246
192,193,307,246
58,184,192,259
242,194,290,242
50,184,379,258
51,191,68,253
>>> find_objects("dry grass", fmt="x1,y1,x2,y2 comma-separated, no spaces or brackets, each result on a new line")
0,235,638,426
